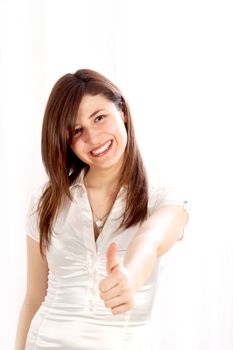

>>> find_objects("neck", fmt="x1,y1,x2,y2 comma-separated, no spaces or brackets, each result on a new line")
84,164,123,192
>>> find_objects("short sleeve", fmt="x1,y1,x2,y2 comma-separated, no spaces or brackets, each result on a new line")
25,185,46,242
148,178,190,241
148,177,190,217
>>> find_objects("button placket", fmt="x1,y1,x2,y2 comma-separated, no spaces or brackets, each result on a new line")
84,250,101,312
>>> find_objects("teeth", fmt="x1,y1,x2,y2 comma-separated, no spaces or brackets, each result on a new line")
91,140,112,156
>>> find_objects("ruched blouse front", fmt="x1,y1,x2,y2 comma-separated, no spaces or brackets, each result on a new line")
25,170,189,350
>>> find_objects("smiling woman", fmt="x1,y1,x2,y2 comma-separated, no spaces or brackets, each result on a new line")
14,68,189,350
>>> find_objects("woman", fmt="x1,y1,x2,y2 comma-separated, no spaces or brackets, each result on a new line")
15,69,189,350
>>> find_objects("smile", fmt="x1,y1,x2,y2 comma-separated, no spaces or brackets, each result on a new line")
90,140,113,157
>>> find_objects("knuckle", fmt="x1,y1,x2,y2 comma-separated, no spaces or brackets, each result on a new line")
112,308,117,315
102,292,107,299
129,300,135,309
129,299,135,309
126,296,135,309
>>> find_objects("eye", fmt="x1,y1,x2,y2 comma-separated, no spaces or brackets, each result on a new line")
73,127,82,135
95,114,105,122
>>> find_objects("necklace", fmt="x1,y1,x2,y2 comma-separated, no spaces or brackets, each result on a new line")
84,177,114,231
94,213,109,230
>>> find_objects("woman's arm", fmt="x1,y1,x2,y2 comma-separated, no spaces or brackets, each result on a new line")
99,205,189,314
123,205,189,291
14,236,48,350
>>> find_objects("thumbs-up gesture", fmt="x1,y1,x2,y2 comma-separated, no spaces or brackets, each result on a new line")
99,242,136,315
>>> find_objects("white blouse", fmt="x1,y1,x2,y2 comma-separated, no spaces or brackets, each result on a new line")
25,169,189,350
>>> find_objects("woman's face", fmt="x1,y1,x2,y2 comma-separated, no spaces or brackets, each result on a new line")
70,94,128,172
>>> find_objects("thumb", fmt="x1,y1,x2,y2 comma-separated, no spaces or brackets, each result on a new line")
106,242,119,275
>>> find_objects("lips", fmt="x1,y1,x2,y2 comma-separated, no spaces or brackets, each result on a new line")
90,140,113,156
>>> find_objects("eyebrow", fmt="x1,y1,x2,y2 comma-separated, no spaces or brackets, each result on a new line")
75,109,105,127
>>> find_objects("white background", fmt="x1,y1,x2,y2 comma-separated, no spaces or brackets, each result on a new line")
0,0,233,349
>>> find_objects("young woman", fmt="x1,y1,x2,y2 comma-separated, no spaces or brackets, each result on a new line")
15,69,189,350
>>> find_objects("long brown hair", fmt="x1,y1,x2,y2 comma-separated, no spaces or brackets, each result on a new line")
37,69,148,256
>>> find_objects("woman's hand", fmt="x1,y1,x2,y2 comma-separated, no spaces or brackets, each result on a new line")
98,242,136,315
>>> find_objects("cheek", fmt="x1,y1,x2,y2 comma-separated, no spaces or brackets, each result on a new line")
110,119,127,141
71,140,84,157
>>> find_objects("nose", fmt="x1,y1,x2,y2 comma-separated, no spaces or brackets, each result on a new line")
83,127,100,145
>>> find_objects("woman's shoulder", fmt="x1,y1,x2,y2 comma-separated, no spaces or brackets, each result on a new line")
147,174,190,215
25,181,49,242
27,181,49,212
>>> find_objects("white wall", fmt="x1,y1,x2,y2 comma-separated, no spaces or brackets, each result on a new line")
0,0,232,349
